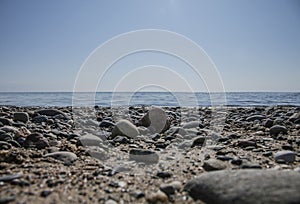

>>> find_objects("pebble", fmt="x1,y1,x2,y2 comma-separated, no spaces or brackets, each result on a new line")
274,150,296,163
13,112,29,123
36,109,66,117
203,159,227,171
99,120,115,128
269,125,287,135
129,149,159,164
139,107,170,133
184,169,300,203
159,181,182,196
0,141,12,150
0,174,22,183
191,136,206,147
79,134,103,147
146,191,168,203
246,115,265,121
24,133,49,149
44,151,77,164
111,119,139,138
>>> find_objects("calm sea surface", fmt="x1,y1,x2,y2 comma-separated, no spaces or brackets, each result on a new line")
0,92,299,107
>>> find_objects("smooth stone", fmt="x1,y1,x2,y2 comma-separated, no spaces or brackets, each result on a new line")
160,181,182,196
0,173,22,182
32,115,48,123
203,159,227,171
191,136,206,147
129,149,159,164
13,112,29,123
0,141,12,150
246,115,266,121
182,121,202,129
237,139,256,148
289,112,300,122
274,150,296,163
111,119,139,138
24,133,49,149
36,109,66,117
0,117,12,126
99,120,115,128
139,107,170,133
269,125,287,135
0,133,13,141
184,170,300,204
79,134,103,146
44,151,77,164
146,191,168,203
0,126,19,134
156,172,172,179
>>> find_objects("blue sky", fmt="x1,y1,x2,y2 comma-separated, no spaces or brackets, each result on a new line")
0,0,299,92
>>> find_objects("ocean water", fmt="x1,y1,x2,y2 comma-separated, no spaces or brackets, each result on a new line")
0,92,299,107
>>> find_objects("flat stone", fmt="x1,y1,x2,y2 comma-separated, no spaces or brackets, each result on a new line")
139,107,170,133
270,125,287,135
13,112,29,123
111,119,139,138
0,117,12,126
274,150,296,163
36,109,66,117
44,151,77,164
184,169,300,204
0,173,22,182
246,115,266,121
203,159,227,171
129,149,159,164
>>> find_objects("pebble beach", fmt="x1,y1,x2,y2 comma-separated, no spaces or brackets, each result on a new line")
0,105,300,204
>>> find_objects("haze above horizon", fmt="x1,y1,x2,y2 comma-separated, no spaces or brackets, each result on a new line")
0,0,299,92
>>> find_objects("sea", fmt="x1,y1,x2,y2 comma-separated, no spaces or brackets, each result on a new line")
0,92,299,107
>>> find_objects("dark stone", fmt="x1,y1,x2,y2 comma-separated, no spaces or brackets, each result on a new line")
156,172,172,179
184,170,300,204
0,173,22,182
99,120,115,128
191,136,206,148
13,112,29,123
36,109,66,117
24,133,49,149
270,125,287,136
0,118,12,126
0,141,12,150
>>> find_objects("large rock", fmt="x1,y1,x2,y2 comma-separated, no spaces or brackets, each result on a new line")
184,169,300,204
111,119,139,138
24,133,49,149
139,107,170,133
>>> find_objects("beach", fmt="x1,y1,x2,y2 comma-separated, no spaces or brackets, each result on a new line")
0,105,299,203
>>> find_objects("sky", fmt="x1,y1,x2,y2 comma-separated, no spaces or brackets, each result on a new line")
0,0,299,92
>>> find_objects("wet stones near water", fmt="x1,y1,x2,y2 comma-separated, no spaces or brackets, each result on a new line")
129,149,159,164
184,170,300,204
111,119,139,138
246,114,266,121
274,150,296,163
44,151,77,164
13,112,29,123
